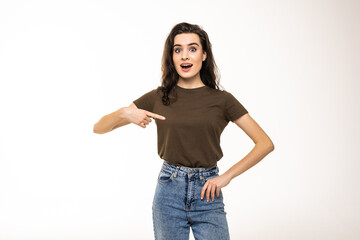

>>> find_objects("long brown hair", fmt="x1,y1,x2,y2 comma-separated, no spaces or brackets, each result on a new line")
158,22,222,105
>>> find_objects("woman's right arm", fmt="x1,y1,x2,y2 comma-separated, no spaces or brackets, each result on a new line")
93,102,165,134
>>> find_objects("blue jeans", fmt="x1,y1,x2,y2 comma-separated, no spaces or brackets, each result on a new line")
152,160,230,240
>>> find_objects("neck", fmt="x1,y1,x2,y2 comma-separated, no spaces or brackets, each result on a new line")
177,75,205,89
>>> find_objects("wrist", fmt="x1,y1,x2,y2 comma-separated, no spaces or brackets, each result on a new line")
222,171,234,182
115,107,128,120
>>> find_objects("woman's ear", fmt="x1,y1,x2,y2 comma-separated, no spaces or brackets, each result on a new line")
202,51,207,61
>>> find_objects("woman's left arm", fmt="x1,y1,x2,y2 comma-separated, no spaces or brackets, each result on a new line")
201,113,275,202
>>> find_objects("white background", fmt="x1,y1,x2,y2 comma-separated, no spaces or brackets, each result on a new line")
0,0,359,239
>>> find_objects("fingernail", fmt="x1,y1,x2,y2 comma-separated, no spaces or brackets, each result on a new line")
162,117,166,119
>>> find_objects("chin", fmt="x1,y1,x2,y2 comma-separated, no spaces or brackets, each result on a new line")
176,69,201,80
179,75,198,81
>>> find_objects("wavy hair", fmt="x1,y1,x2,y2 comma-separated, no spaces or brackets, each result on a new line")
158,22,222,105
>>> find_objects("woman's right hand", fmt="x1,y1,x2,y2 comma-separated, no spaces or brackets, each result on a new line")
123,106,166,128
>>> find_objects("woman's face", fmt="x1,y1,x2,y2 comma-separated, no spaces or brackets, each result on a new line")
172,33,207,82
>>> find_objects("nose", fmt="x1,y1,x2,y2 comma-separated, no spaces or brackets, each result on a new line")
181,51,189,61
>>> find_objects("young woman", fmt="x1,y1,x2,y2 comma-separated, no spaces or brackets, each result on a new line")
93,22,274,240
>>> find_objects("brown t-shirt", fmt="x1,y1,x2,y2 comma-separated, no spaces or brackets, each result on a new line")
133,84,248,168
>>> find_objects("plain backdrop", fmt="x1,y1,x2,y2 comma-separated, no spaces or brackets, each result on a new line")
0,0,359,239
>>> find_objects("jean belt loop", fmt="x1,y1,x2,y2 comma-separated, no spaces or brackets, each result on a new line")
199,168,204,182
173,166,180,178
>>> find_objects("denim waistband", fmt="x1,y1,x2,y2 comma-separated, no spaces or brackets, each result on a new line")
162,160,219,178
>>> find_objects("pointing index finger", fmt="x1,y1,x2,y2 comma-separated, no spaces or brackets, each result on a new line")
148,112,166,120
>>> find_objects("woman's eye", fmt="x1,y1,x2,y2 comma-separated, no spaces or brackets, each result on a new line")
190,47,197,52
174,48,181,53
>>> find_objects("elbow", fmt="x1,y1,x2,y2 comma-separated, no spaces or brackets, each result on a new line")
256,138,275,153
93,130,106,134
93,125,106,134
267,139,275,152
269,142,275,152
93,129,101,134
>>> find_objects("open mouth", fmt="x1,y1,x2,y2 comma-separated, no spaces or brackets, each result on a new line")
180,63,193,69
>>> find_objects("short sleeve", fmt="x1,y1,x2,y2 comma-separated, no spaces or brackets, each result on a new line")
224,91,248,122
133,89,157,112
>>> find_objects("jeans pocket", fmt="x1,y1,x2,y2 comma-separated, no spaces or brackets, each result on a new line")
157,168,174,183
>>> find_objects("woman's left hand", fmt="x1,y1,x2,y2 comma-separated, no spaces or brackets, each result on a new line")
201,174,232,202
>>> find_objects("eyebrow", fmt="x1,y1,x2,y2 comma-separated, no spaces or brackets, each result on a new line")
173,42,200,47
